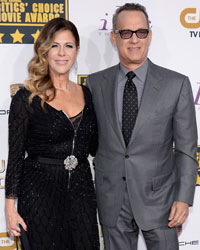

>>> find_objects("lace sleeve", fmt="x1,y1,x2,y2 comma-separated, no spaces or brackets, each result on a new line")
5,90,29,199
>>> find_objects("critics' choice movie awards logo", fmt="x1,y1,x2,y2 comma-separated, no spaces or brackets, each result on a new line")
0,0,68,44
180,8,200,37
0,233,21,250
0,160,7,189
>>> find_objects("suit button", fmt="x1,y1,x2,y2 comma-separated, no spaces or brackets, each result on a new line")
125,155,129,159
122,177,126,181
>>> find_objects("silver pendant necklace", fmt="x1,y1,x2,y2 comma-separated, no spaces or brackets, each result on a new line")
62,110,83,187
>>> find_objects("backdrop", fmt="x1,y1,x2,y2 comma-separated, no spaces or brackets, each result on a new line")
0,0,200,249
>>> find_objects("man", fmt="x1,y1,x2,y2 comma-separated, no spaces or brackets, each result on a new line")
87,3,198,250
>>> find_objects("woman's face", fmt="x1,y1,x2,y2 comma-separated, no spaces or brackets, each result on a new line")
47,29,79,78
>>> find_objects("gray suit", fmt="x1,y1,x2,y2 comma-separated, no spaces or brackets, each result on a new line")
87,60,198,232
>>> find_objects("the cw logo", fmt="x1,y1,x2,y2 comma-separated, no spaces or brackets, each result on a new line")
0,233,21,250
180,8,200,28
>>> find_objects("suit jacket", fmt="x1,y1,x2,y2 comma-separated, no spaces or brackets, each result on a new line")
87,60,198,231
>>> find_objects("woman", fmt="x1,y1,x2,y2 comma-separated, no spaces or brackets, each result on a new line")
5,17,99,250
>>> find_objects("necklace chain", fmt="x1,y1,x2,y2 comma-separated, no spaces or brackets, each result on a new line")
54,82,72,91
55,86,69,90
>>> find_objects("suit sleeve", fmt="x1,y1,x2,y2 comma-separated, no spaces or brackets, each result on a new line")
173,76,198,206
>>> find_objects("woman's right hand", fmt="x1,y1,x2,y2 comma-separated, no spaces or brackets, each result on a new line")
5,198,27,237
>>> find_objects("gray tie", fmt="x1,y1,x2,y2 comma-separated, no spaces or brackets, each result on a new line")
122,71,138,146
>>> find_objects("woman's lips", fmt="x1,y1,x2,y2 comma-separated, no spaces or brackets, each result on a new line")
55,60,68,65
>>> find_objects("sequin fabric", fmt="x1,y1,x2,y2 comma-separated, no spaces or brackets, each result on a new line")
5,86,100,250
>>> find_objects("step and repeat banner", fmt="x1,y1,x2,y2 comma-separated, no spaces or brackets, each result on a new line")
0,0,200,249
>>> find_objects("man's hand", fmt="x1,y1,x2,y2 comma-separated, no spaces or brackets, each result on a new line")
168,201,189,228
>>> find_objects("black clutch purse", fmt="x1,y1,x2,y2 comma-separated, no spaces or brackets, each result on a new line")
16,225,31,250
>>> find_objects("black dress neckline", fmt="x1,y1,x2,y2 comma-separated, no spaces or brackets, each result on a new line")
38,85,87,117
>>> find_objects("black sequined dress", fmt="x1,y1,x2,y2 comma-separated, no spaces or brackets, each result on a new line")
5,86,99,250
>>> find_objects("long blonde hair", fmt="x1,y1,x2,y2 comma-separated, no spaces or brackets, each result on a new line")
24,17,80,107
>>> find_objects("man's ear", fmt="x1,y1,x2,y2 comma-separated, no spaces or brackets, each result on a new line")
148,29,152,46
110,31,117,47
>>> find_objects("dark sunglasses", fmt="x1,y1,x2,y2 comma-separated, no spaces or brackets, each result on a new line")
114,29,149,39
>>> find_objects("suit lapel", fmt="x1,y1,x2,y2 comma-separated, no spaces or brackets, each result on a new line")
98,61,162,149
100,64,125,147
128,61,162,147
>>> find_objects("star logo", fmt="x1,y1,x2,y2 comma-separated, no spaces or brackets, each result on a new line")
0,33,4,43
31,29,40,43
10,29,25,43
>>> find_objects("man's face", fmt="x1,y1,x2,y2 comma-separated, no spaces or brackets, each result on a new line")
110,10,152,70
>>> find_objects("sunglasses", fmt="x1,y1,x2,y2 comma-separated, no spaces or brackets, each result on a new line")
114,29,149,39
